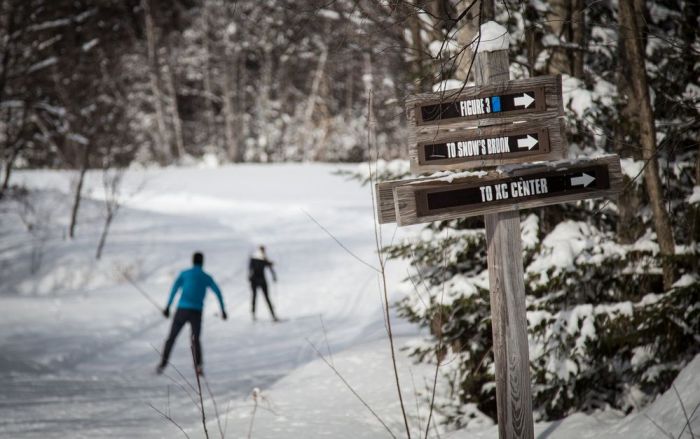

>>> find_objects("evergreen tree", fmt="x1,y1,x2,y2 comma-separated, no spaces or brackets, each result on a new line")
371,0,699,427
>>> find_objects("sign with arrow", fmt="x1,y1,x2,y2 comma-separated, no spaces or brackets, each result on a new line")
570,173,596,187
418,90,540,123
513,93,535,109
408,75,562,128
379,155,622,226
407,76,566,172
517,135,539,150
409,118,566,173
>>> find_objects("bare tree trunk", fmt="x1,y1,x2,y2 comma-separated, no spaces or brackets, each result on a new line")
312,75,331,162
546,0,571,75
201,1,217,146
258,47,273,160
222,55,239,162
426,1,456,42
300,44,328,160
143,0,170,163
615,4,641,158
696,143,700,186
345,70,354,117
406,0,430,90
1,146,19,193
1,160,11,193
681,4,700,185
95,169,123,259
69,144,89,239
0,0,17,105
525,5,539,78
2,100,30,195
480,0,495,21
571,0,585,78
619,0,676,289
95,213,113,260
1,108,15,196
304,46,328,128
453,2,481,82
614,12,642,243
222,25,241,162
362,52,375,159
164,47,185,160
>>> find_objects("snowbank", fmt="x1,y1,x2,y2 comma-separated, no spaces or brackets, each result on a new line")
454,354,700,439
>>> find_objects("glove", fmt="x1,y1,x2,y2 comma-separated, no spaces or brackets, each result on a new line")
163,308,170,318
221,310,228,321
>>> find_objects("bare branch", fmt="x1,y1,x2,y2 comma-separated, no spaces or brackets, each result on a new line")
191,339,210,439
203,374,226,439
306,338,397,438
302,208,380,273
146,402,192,439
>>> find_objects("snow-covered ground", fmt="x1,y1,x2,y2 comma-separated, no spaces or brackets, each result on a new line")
1,163,698,438
0,163,422,438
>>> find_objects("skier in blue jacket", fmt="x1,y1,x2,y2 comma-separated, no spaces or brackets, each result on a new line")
157,252,226,375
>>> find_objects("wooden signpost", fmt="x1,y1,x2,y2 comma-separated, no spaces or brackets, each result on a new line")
376,48,622,439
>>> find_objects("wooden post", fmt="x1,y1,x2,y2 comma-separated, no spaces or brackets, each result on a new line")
476,49,535,439
378,28,620,439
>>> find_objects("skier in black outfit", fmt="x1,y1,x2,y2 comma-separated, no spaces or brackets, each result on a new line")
249,245,278,321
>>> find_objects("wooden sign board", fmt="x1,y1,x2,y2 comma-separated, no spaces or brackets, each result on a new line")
408,75,563,128
378,155,621,226
375,175,432,224
415,84,546,125
407,75,565,172
411,118,566,173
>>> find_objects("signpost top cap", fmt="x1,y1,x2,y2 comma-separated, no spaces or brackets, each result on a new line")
476,21,510,53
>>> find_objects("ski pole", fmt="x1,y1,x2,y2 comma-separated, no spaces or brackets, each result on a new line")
118,269,162,312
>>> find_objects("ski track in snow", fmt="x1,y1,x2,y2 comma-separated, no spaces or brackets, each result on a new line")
0,164,419,438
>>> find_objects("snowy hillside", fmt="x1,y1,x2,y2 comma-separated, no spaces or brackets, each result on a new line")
0,163,419,438
455,353,700,439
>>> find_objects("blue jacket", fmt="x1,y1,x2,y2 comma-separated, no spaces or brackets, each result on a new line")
167,265,225,312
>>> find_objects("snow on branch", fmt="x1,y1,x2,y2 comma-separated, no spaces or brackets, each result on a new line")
27,57,57,74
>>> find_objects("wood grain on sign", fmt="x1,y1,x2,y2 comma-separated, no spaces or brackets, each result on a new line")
375,175,440,224
375,179,405,224
410,117,565,173
393,155,622,226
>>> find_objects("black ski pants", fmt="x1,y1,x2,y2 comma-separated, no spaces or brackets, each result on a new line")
250,279,276,318
160,308,203,368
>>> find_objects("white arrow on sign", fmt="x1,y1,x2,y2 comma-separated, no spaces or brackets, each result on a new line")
571,173,596,187
516,134,538,150
513,93,535,108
